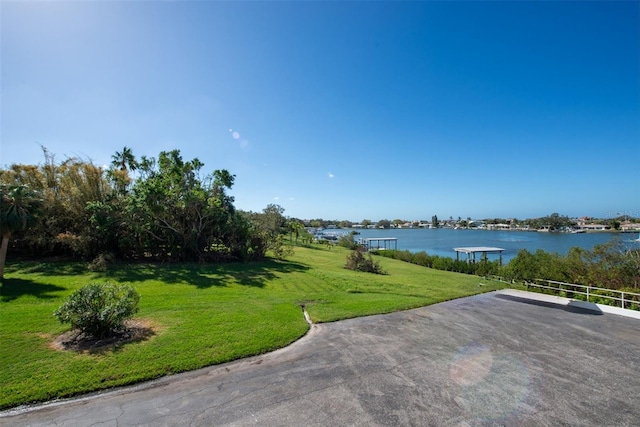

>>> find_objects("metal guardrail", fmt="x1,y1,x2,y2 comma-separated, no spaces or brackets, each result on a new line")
490,276,640,311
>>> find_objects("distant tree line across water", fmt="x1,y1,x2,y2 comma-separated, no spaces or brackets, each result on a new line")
299,214,638,231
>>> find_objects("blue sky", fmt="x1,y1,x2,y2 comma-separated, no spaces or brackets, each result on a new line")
2,1,639,222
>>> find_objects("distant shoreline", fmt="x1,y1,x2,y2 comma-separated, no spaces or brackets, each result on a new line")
341,227,639,234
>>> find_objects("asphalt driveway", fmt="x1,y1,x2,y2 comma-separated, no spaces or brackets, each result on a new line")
3,290,640,426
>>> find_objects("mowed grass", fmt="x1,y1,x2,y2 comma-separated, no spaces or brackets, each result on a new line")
0,245,508,409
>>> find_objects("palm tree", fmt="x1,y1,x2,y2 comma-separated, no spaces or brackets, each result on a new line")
110,147,138,195
0,184,42,279
288,220,305,244
111,146,138,172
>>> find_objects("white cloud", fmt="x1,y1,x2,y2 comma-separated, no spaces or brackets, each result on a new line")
273,196,280,201
328,172,334,179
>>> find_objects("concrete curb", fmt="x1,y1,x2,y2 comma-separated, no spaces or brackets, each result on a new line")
497,289,640,320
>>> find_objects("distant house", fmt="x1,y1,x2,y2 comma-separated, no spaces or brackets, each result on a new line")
487,223,512,231
575,223,610,231
621,221,640,232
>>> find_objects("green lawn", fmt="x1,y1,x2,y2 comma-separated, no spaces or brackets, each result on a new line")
0,245,508,409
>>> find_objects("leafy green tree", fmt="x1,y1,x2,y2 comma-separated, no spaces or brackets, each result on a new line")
565,247,590,285
431,215,439,228
536,212,573,231
128,150,239,261
250,204,292,259
585,240,640,289
501,249,540,282
501,249,567,282
86,198,126,259
257,204,286,236
376,219,391,229
0,184,41,278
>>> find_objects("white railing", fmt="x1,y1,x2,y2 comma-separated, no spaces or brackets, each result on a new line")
520,279,640,311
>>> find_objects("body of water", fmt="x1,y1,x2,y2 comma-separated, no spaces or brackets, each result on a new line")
345,228,640,263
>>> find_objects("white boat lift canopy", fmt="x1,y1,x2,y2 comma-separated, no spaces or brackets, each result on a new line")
454,246,505,265
359,237,398,251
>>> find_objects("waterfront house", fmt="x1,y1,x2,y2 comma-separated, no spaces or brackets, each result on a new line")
574,223,611,231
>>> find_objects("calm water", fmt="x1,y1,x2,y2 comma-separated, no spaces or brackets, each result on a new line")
348,228,639,263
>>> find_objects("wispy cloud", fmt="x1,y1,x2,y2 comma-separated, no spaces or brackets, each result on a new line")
328,172,334,179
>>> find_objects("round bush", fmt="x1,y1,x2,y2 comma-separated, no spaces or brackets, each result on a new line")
54,282,140,339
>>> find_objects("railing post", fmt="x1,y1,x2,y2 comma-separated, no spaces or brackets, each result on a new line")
622,292,625,309
586,286,590,303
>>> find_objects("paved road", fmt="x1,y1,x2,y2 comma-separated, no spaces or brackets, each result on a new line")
3,290,640,426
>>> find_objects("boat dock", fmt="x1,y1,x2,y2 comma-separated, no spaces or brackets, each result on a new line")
453,246,505,265
359,237,398,251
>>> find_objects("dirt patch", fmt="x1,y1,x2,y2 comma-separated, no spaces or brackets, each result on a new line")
50,319,159,353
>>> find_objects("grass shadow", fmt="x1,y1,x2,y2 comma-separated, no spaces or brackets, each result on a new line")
7,261,89,276
5,258,311,290
301,244,338,251
0,277,66,302
103,258,311,289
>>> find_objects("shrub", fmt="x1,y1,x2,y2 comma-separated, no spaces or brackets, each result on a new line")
395,250,414,263
345,249,386,274
337,234,359,250
475,259,499,277
87,252,115,272
432,256,454,271
270,234,294,259
412,251,433,268
54,282,140,338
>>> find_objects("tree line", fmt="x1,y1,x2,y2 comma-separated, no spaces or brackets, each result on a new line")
296,213,638,230
0,147,298,276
